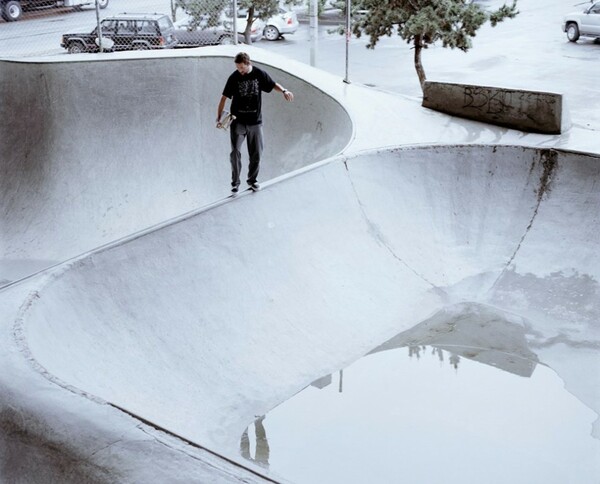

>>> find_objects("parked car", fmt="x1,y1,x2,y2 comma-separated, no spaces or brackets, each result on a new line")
224,8,265,43
61,13,177,53
562,1,600,42
263,7,299,41
174,14,234,47
1,0,107,22
173,12,263,47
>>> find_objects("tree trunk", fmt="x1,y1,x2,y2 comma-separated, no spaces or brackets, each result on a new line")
413,35,426,93
244,6,255,45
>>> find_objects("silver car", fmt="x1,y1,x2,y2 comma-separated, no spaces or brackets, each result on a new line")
174,15,234,46
173,13,263,48
263,8,299,41
562,1,600,42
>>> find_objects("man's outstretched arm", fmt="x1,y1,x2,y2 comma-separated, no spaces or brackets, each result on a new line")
274,83,294,102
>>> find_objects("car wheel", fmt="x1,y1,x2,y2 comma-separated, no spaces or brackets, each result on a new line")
97,0,109,8
1,1,23,22
566,23,580,42
68,41,85,54
219,35,234,45
264,25,280,41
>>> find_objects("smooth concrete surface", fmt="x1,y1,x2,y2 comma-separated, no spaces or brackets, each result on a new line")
0,53,352,280
422,80,567,134
2,46,597,286
25,144,600,447
1,47,599,482
256,305,599,483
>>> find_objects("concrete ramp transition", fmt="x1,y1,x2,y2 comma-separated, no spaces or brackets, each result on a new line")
0,55,352,284
14,145,600,477
0,49,599,482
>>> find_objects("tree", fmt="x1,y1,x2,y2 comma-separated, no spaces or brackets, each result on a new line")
237,0,281,44
175,0,230,30
176,0,302,45
237,0,302,44
347,0,518,92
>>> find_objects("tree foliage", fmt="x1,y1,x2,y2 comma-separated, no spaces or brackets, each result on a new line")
177,0,303,44
346,0,518,91
175,0,229,28
237,0,281,43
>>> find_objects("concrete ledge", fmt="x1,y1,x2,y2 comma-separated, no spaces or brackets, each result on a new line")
422,81,568,134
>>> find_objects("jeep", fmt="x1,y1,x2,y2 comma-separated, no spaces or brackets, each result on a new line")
61,13,178,53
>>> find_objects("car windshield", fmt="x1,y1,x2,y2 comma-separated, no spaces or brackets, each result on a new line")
158,16,173,30
100,19,116,32
174,17,191,28
589,3,600,13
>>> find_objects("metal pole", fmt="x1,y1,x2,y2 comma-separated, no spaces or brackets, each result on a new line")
233,0,238,45
95,0,103,52
344,0,351,83
309,0,318,66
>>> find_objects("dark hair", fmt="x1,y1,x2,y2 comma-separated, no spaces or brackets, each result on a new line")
234,52,251,65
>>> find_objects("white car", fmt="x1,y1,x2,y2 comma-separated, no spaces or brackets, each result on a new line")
227,8,265,43
263,8,299,41
562,1,600,42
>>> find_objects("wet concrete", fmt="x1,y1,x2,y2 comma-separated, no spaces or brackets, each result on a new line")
0,46,598,482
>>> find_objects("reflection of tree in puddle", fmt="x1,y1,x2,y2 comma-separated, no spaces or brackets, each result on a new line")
239,303,549,466
373,303,539,377
240,415,270,469
408,345,462,370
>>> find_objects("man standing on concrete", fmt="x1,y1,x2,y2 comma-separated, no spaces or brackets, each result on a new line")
217,52,294,194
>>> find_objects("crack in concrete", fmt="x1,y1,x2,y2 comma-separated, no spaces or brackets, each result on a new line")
108,404,280,483
89,438,124,458
343,159,443,292
490,149,558,291
135,426,247,480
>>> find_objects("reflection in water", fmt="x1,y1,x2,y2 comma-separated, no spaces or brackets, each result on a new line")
240,346,599,484
372,303,539,378
409,345,452,365
240,416,270,469
239,304,600,483
408,345,463,370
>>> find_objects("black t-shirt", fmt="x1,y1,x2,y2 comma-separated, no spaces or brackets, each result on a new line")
222,66,276,125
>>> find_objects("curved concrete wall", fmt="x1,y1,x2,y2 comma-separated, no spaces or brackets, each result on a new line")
0,55,352,271
19,145,600,463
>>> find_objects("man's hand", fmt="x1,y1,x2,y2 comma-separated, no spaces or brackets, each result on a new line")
282,90,294,102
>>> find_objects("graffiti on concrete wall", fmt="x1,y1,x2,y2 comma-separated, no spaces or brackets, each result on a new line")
422,80,563,133
462,86,557,116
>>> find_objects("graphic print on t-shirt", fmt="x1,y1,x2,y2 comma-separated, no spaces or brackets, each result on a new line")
238,78,260,114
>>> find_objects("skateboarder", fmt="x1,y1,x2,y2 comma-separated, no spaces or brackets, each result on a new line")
216,52,294,194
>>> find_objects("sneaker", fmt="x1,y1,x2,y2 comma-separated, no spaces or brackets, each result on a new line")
249,182,261,192
231,186,239,195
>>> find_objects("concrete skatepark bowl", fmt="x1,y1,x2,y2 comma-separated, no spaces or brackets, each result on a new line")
1,48,599,483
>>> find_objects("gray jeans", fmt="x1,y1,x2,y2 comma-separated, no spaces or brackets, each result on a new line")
229,122,264,187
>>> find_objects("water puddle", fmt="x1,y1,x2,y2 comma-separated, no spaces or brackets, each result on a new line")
240,307,600,483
